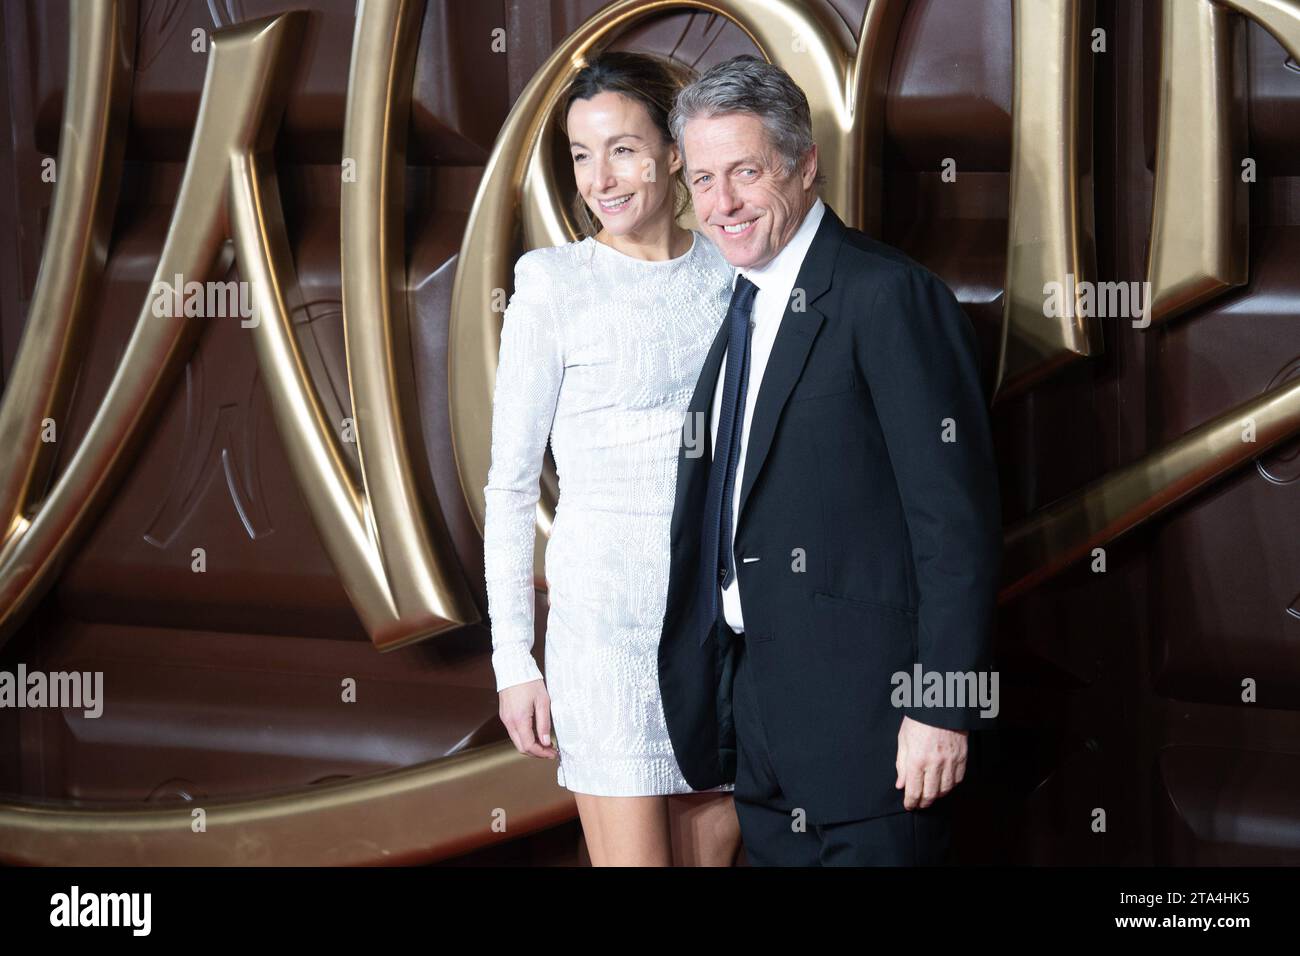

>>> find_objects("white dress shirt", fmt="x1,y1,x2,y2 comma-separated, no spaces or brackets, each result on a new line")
709,196,825,633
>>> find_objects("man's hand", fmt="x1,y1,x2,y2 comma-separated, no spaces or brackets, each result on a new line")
895,715,967,810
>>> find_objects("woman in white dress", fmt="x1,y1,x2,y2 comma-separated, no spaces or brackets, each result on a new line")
483,52,741,866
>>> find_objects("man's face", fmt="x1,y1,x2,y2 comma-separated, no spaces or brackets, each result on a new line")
681,112,817,269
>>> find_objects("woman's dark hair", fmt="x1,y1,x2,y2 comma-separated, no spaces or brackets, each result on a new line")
558,51,696,238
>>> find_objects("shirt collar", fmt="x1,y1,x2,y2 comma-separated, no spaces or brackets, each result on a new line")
730,196,826,293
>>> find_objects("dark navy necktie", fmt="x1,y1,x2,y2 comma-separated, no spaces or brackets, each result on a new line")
701,274,758,642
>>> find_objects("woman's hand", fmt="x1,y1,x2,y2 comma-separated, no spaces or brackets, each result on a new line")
499,679,558,759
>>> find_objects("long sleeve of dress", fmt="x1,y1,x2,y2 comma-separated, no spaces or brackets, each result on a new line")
483,250,564,692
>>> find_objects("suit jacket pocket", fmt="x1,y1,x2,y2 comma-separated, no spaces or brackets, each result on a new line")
790,369,858,402
813,589,917,623
811,590,918,682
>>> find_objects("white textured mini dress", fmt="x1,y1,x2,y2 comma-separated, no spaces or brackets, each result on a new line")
483,230,736,796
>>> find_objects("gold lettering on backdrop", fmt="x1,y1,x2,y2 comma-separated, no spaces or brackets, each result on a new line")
1145,0,1300,323
0,3,529,863
1000,0,1300,395
1145,0,1249,324
1001,378,1300,600
1004,0,1300,595
0,732,570,865
0,0,135,645
0,6,476,650
448,0,909,577
335,0,479,643
995,0,1097,398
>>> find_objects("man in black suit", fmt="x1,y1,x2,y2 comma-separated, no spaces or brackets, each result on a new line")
658,55,1002,865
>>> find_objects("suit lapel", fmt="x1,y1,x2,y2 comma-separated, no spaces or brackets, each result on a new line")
670,308,729,546
735,206,846,528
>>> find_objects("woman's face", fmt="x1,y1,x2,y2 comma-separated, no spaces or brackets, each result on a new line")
566,90,680,238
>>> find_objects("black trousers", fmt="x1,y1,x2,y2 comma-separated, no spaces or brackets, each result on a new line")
724,619,953,866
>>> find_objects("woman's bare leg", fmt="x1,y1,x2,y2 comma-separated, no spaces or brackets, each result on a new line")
573,793,673,866
667,792,743,866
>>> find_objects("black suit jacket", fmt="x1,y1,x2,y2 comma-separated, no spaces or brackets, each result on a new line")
657,204,1002,824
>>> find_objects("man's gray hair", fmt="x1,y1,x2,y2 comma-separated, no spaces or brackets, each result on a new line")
669,54,822,181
